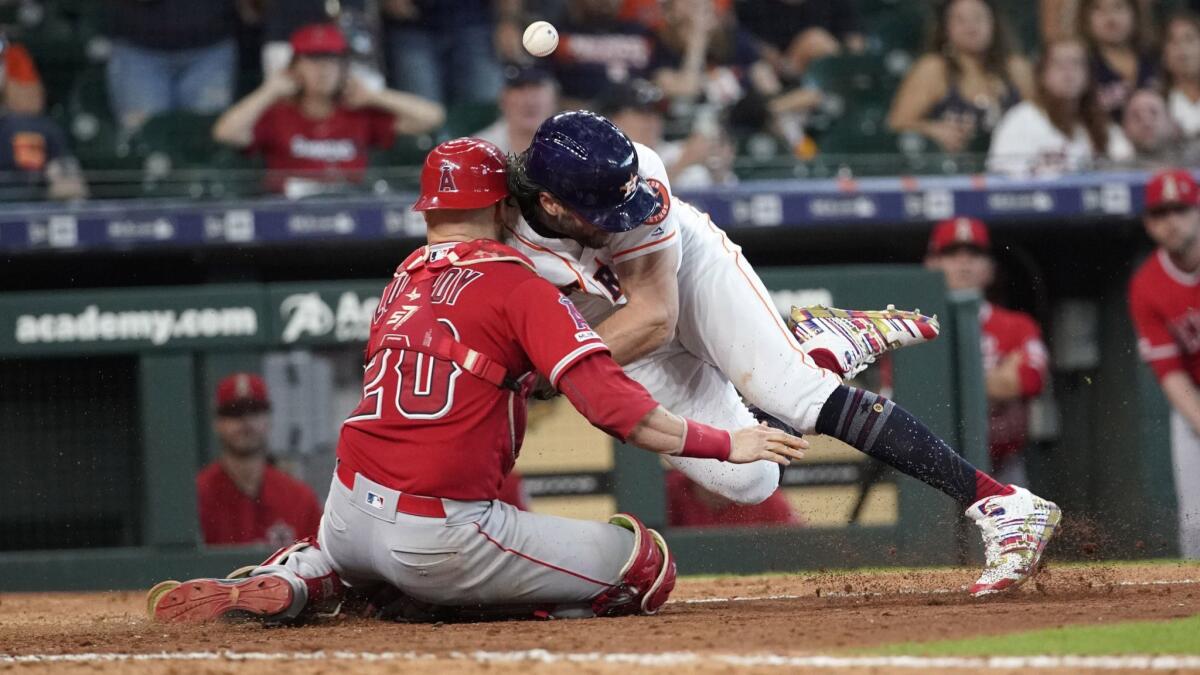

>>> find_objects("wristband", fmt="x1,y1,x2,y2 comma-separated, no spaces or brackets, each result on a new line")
679,419,732,461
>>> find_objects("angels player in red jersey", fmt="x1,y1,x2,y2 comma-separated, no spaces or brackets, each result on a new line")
146,138,806,623
925,217,1050,486
506,110,1061,595
1129,168,1200,559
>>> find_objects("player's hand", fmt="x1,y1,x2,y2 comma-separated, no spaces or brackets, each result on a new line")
728,422,807,465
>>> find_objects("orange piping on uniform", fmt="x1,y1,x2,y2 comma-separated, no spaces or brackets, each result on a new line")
505,226,588,289
611,229,679,261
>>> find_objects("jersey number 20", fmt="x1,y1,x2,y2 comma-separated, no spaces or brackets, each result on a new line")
347,346,461,422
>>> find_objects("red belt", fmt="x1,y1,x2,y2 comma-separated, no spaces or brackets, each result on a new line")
336,463,447,518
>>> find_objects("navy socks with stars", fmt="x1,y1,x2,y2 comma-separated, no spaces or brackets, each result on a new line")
814,385,1010,507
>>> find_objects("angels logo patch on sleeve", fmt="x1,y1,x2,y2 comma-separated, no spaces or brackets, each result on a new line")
644,178,671,225
559,296,599,342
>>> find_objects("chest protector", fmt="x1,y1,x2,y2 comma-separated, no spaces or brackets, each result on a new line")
369,240,537,392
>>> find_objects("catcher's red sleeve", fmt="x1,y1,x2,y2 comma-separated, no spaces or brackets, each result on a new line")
556,352,659,440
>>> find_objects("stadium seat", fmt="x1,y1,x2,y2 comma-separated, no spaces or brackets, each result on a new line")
18,13,88,111
860,0,932,68
804,55,900,165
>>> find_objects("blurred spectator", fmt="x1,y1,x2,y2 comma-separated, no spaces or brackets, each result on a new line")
735,0,864,83
197,373,322,548
1121,88,1181,161
104,0,244,131
473,63,559,154
925,218,1049,486
382,0,520,106
665,470,800,528
212,24,444,197
1129,168,1200,559
654,0,778,106
1162,11,1200,138
0,113,87,201
1077,0,1158,121
987,39,1132,177
258,0,385,90
1040,0,1156,45
1,35,44,115
548,0,661,108
600,78,735,188
888,0,1034,154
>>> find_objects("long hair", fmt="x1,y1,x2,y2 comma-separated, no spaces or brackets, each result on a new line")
1076,0,1155,54
1161,10,1200,92
1033,39,1109,152
926,0,1016,84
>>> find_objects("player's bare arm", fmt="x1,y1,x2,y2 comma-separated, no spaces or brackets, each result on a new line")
595,246,681,365
629,408,808,466
1161,371,1200,436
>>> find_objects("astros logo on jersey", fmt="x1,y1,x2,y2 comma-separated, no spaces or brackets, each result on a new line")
439,162,459,193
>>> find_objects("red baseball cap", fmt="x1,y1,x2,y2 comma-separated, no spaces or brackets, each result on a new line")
928,217,991,255
215,372,270,415
290,24,348,57
1145,168,1199,212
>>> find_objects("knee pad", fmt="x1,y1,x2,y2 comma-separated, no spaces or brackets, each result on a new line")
591,513,676,617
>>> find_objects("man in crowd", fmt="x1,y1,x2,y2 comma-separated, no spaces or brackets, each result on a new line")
925,217,1050,486
1129,168,1200,559
474,63,560,154
212,23,444,196
197,372,322,548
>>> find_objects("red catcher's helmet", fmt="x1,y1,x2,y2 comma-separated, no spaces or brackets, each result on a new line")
412,138,509,212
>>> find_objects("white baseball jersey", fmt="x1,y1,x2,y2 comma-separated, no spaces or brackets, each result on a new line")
508,144,840,504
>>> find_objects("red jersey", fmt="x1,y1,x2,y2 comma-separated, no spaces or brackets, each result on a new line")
665,471,799,528
336,240,618,501
980,302,1048,462
249,101,395,192
1130,248,1200,383
196,462,322,547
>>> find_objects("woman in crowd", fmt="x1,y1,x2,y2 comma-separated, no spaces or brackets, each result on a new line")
211,24,443,197
988,38,1131,176
888,0,1033,154
1161,11,1200,138
1077,0,1157,121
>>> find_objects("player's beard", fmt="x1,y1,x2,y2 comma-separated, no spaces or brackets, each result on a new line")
540,210,612,249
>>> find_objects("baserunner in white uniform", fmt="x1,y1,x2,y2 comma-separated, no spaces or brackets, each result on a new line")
505,111,1062,596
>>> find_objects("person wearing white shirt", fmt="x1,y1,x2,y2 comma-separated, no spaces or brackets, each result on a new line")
988,38,1132,177
473,64,559,155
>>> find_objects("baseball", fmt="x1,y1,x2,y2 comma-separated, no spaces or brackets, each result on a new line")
522,20,559,58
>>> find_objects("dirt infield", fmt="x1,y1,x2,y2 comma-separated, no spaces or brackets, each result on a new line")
2,563,1199,674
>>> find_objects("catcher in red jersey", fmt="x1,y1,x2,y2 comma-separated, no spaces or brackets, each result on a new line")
1129,168,1200,559
146,137,806,624
925,217,1050,486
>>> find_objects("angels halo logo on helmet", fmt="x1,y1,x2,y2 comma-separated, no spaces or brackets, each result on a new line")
522,111,663,233
412,138,509,212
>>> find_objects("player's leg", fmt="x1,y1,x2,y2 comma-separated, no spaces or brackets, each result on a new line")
1171,412,1200,559
624,344,782,505
676,216,1059,593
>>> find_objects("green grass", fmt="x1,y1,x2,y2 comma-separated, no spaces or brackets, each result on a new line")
865,614,1200,656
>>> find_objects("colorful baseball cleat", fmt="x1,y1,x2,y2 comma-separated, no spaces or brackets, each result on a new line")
788,305,941,378
966,486,1062,597
147,574,300,623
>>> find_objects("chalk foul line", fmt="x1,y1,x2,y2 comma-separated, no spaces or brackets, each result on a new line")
2,650,1200,670
676,577,1200,604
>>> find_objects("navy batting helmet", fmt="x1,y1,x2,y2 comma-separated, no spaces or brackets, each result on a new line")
521,111,663,233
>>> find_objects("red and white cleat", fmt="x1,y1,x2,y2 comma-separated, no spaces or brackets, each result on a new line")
788,304,941,378
147,575,299,623
966,486,1062,596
